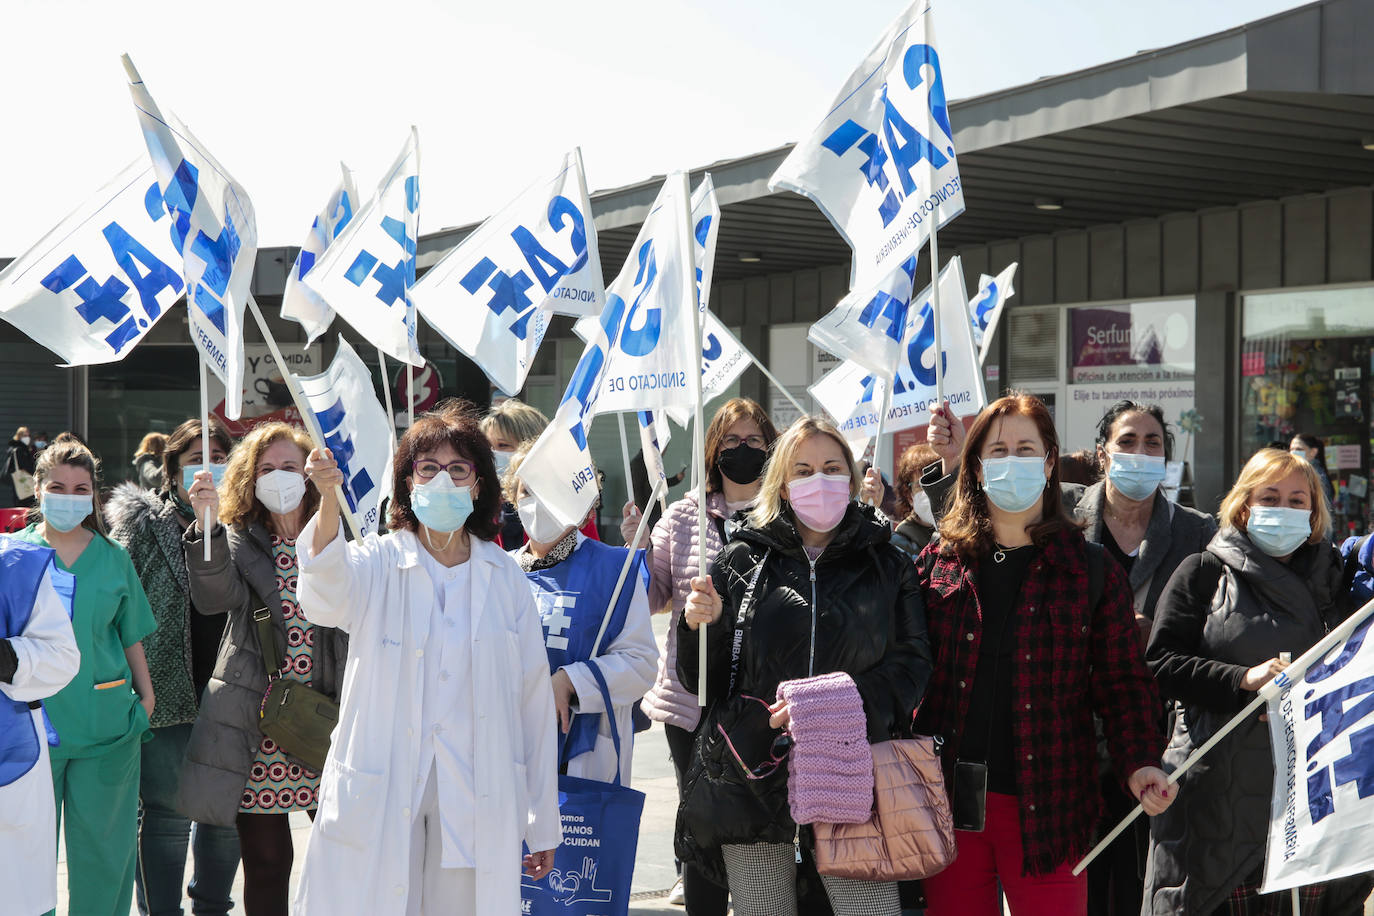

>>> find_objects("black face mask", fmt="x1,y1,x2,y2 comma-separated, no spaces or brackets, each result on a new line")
717,444,767,485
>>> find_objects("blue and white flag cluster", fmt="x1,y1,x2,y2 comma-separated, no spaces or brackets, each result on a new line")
0,160,185,366
125,55,258,419
306,129,423,368
281,165,360,344
968,262,1017,367
770,2,962,288
414,149,603,395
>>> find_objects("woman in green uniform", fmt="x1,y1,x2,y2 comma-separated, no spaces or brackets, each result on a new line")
16,434,156,916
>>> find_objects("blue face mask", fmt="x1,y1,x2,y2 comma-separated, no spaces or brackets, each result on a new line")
1107,451,1167,502
1246,505,1312,558
41,492,93,533
411,473,474,533
981,455,1048,513
181,462,228,494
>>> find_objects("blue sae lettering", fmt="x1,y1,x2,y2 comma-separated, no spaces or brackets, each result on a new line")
312,397,376,513
972,281,999,331
1302,614,1374,823
894,302,947,394
561,294,627,449
618,239,661,357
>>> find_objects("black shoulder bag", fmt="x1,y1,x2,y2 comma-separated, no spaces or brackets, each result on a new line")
254,607,339,772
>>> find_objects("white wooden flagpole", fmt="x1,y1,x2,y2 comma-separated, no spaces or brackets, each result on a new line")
246,298,364,543
407,365,416,428
590,476,667,658
377,348,397,450
617,412,635,513
199,358,213,561
746,352,807,416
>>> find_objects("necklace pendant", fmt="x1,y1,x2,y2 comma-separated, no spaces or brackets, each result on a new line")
993,549,1007,564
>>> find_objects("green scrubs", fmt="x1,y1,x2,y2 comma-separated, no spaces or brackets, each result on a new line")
16,525,156,916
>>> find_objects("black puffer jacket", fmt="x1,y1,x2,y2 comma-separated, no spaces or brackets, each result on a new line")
674,503,932,877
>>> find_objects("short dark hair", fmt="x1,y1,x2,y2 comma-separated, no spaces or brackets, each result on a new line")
162,417,235,491
388,399,501,540
1095,400,1173,461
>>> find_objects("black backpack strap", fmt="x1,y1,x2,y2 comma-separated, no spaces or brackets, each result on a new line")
726,548,770,697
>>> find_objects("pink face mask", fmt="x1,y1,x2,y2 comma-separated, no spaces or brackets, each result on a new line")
787,472,852,533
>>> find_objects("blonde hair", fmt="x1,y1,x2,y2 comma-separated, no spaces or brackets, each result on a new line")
218,422,318,529
749,416,859,528
135,432,168,459
30,434,107,536
1218,448,1331,544
480,399,549,446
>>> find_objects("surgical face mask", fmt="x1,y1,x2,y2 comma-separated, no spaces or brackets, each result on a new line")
912,490,935,527
40,492,92,533
788,472,852,533
411,473,474,533
493,449,514,477
19,436,30,446
518,494,570,545
33,440,46,450
717,444,768,486
1289,448,1312,463
255,470,307,516
1246,505,1313,558
182,462,228,495
980,455,1048,514
1106,451,1167,502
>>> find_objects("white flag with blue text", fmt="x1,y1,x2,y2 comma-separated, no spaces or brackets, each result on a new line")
770,2,962,288
295,337,394,538
413,150,603,395
0,159,185,365
518,295,630,528
305,129,422,367
281,165,359,344
125,55,257,419
638,408,673,498
810,257,983,442
577,174,701,419
1260,600,1374,894
969,262,1017,366
807,255,917,378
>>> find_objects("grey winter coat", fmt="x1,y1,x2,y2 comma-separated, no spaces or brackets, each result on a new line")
1142,528,1348,914
176,521,347,827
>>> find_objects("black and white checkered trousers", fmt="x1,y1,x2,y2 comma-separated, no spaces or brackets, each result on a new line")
721,842,901,916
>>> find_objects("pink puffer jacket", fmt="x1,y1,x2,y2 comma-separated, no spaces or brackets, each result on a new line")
639,491,729,731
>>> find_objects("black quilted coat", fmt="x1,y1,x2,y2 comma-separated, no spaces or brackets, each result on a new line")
674,503,932,880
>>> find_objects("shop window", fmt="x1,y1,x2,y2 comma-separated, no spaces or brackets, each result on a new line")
1242,287,1374,538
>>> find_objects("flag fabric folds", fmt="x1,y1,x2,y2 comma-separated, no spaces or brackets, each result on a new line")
637,409,672,498
295,337,394,537
413,150,604,396
769,1,962,288
124,55,258,419
969,261,1017,366
806,255,917,378
281,164,360,344
305,129,423,367
810,257,984,445
574,175,698,420
1260,601,1374,894
0,160,185,365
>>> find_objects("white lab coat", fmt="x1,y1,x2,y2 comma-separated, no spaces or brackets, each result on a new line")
515,533,659,785
292,520,561,916
0,574,80,916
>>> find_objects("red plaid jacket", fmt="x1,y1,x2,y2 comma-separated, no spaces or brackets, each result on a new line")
914,527,1162,876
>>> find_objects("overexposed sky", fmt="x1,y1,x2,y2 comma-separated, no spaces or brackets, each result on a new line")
1,0,1312,255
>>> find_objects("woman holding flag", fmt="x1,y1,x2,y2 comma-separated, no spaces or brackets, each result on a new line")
505,447,658,784
1142,447,1371,914
621,396,778,914
292,401,560,916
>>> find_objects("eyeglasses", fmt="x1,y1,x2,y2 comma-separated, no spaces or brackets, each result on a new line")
717,695,793,780
721,435,766,450
412,459,475,484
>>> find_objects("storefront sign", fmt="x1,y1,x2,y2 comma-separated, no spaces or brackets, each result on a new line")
1069,300,1194,383
208,342,323,436
1065,381,1197,467
1243,351,1266,377
1330,444,1362,470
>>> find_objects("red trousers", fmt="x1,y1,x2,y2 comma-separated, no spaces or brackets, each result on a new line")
924,792,1088,916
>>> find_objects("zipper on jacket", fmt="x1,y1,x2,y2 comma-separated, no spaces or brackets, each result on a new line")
793,825,802,864
807,556,819,677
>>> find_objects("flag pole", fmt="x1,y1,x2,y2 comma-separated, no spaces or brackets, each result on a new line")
617,412,635,513
1073,597,1374,876
245,298,364,543
867,378,894,504
928,229,945,409
591,476,667,658
745,352,806,416
407,365,416,428
377,348,397,450
676,171,711,708
199,357,213,561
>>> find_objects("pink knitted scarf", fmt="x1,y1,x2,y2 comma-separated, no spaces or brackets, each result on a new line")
777,671,874,825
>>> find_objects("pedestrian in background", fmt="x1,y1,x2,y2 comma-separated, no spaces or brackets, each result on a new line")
179,422,346,916
106,417,241,916
292,402,560,915
677,415,931,916
6,425,37,507
133,432,169,492
16,434,157,916
622,396,779,914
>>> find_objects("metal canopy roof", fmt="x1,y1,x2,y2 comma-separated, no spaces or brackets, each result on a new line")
417,0,1374,286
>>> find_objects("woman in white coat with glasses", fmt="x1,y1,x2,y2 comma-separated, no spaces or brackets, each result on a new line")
292,402,561,916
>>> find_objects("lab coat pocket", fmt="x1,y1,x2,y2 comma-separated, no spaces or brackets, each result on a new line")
0,765,42,832
316,757,385,851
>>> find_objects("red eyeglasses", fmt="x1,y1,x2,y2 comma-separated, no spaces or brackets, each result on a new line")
717,695,793,780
